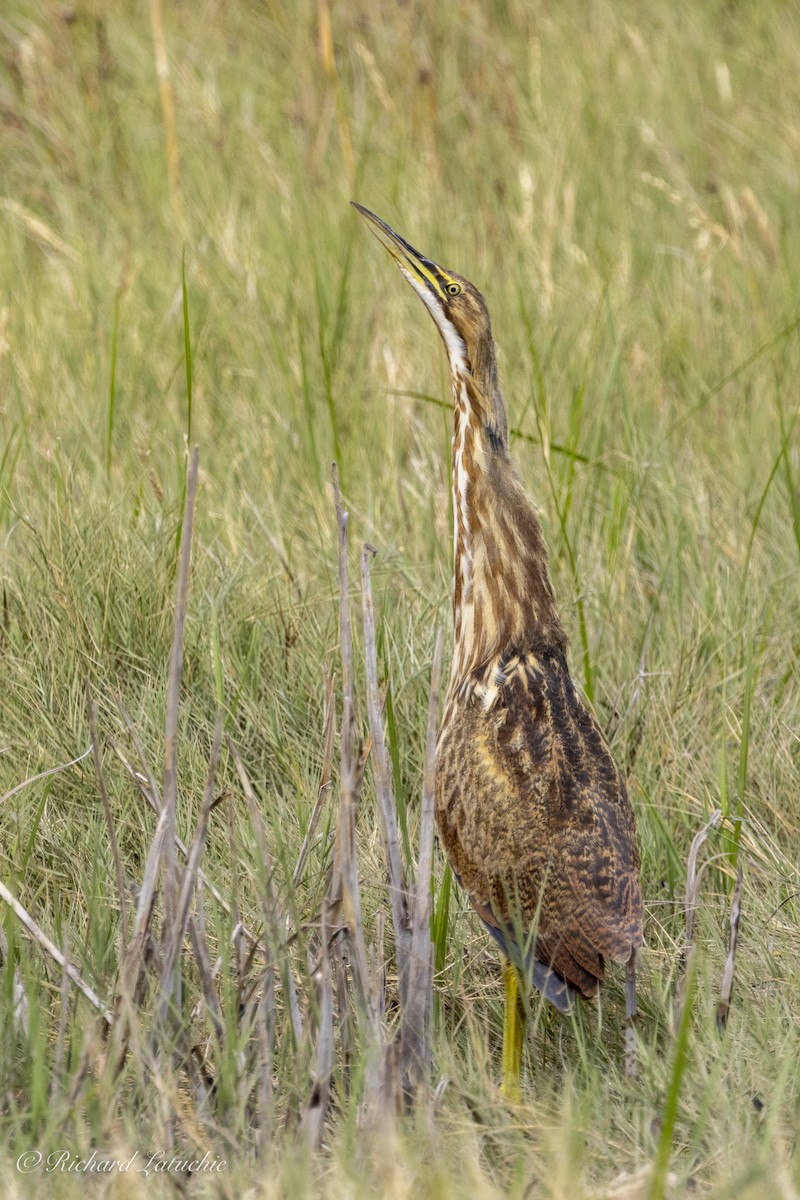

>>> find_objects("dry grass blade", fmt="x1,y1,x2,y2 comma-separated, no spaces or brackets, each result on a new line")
0,879,114,1024
110,735,262,954
684,810,722,953
116,696,163,809
158,710,223,1023
400,628,442,1094
716,862,744,1032
103,803,170,1081
87,679,129,951
228,735,303,1045
673,809,722,1031
681,811,724,960
293,668,336,887
361,544,411,1006
0,745,92,806
162,444,200,946
360,909,404,1132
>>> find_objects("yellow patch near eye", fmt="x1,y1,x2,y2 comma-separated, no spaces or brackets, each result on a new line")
406,255,446,299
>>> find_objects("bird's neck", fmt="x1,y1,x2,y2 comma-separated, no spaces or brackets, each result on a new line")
449,368,566,692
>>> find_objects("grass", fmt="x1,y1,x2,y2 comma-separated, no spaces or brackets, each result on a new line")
1,0,800,1195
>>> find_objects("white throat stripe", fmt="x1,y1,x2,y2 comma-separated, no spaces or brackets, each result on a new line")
401,269,468,375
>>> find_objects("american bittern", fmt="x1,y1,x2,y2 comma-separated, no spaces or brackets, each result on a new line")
353,203,643,1097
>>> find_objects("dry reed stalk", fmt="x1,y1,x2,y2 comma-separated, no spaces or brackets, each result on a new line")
302,467,444,1139
102,802,169,1086
361,544,412,1006
0,879,113,1023
312,466,403,1132
716,862,744,1032
298,903,335,1151
673,809,722,1031
400,629,442,1094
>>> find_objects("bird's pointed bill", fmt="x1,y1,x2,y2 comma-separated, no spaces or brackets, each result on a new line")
351,202,453,302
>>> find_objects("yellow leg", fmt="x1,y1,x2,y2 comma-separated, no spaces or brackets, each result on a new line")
500,958,525,1102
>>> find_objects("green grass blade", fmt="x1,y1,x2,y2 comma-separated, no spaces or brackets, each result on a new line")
648,952,696,1200
105,286,120,482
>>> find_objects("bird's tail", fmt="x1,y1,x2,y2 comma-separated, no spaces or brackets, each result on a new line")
464,879,581,1014
528,956,577,1014
478,911,579,1014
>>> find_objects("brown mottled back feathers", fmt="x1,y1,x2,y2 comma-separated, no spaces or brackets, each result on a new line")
436,648,643,998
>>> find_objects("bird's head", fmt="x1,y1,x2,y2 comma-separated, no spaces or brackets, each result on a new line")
352,202,497,400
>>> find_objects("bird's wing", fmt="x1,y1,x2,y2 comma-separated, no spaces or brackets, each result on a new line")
435,647,643,1000
521,649,644,965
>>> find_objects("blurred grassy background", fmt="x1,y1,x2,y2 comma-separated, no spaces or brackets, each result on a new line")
1,1,799,1196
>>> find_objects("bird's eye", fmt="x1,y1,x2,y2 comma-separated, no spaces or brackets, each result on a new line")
446,282,462,296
